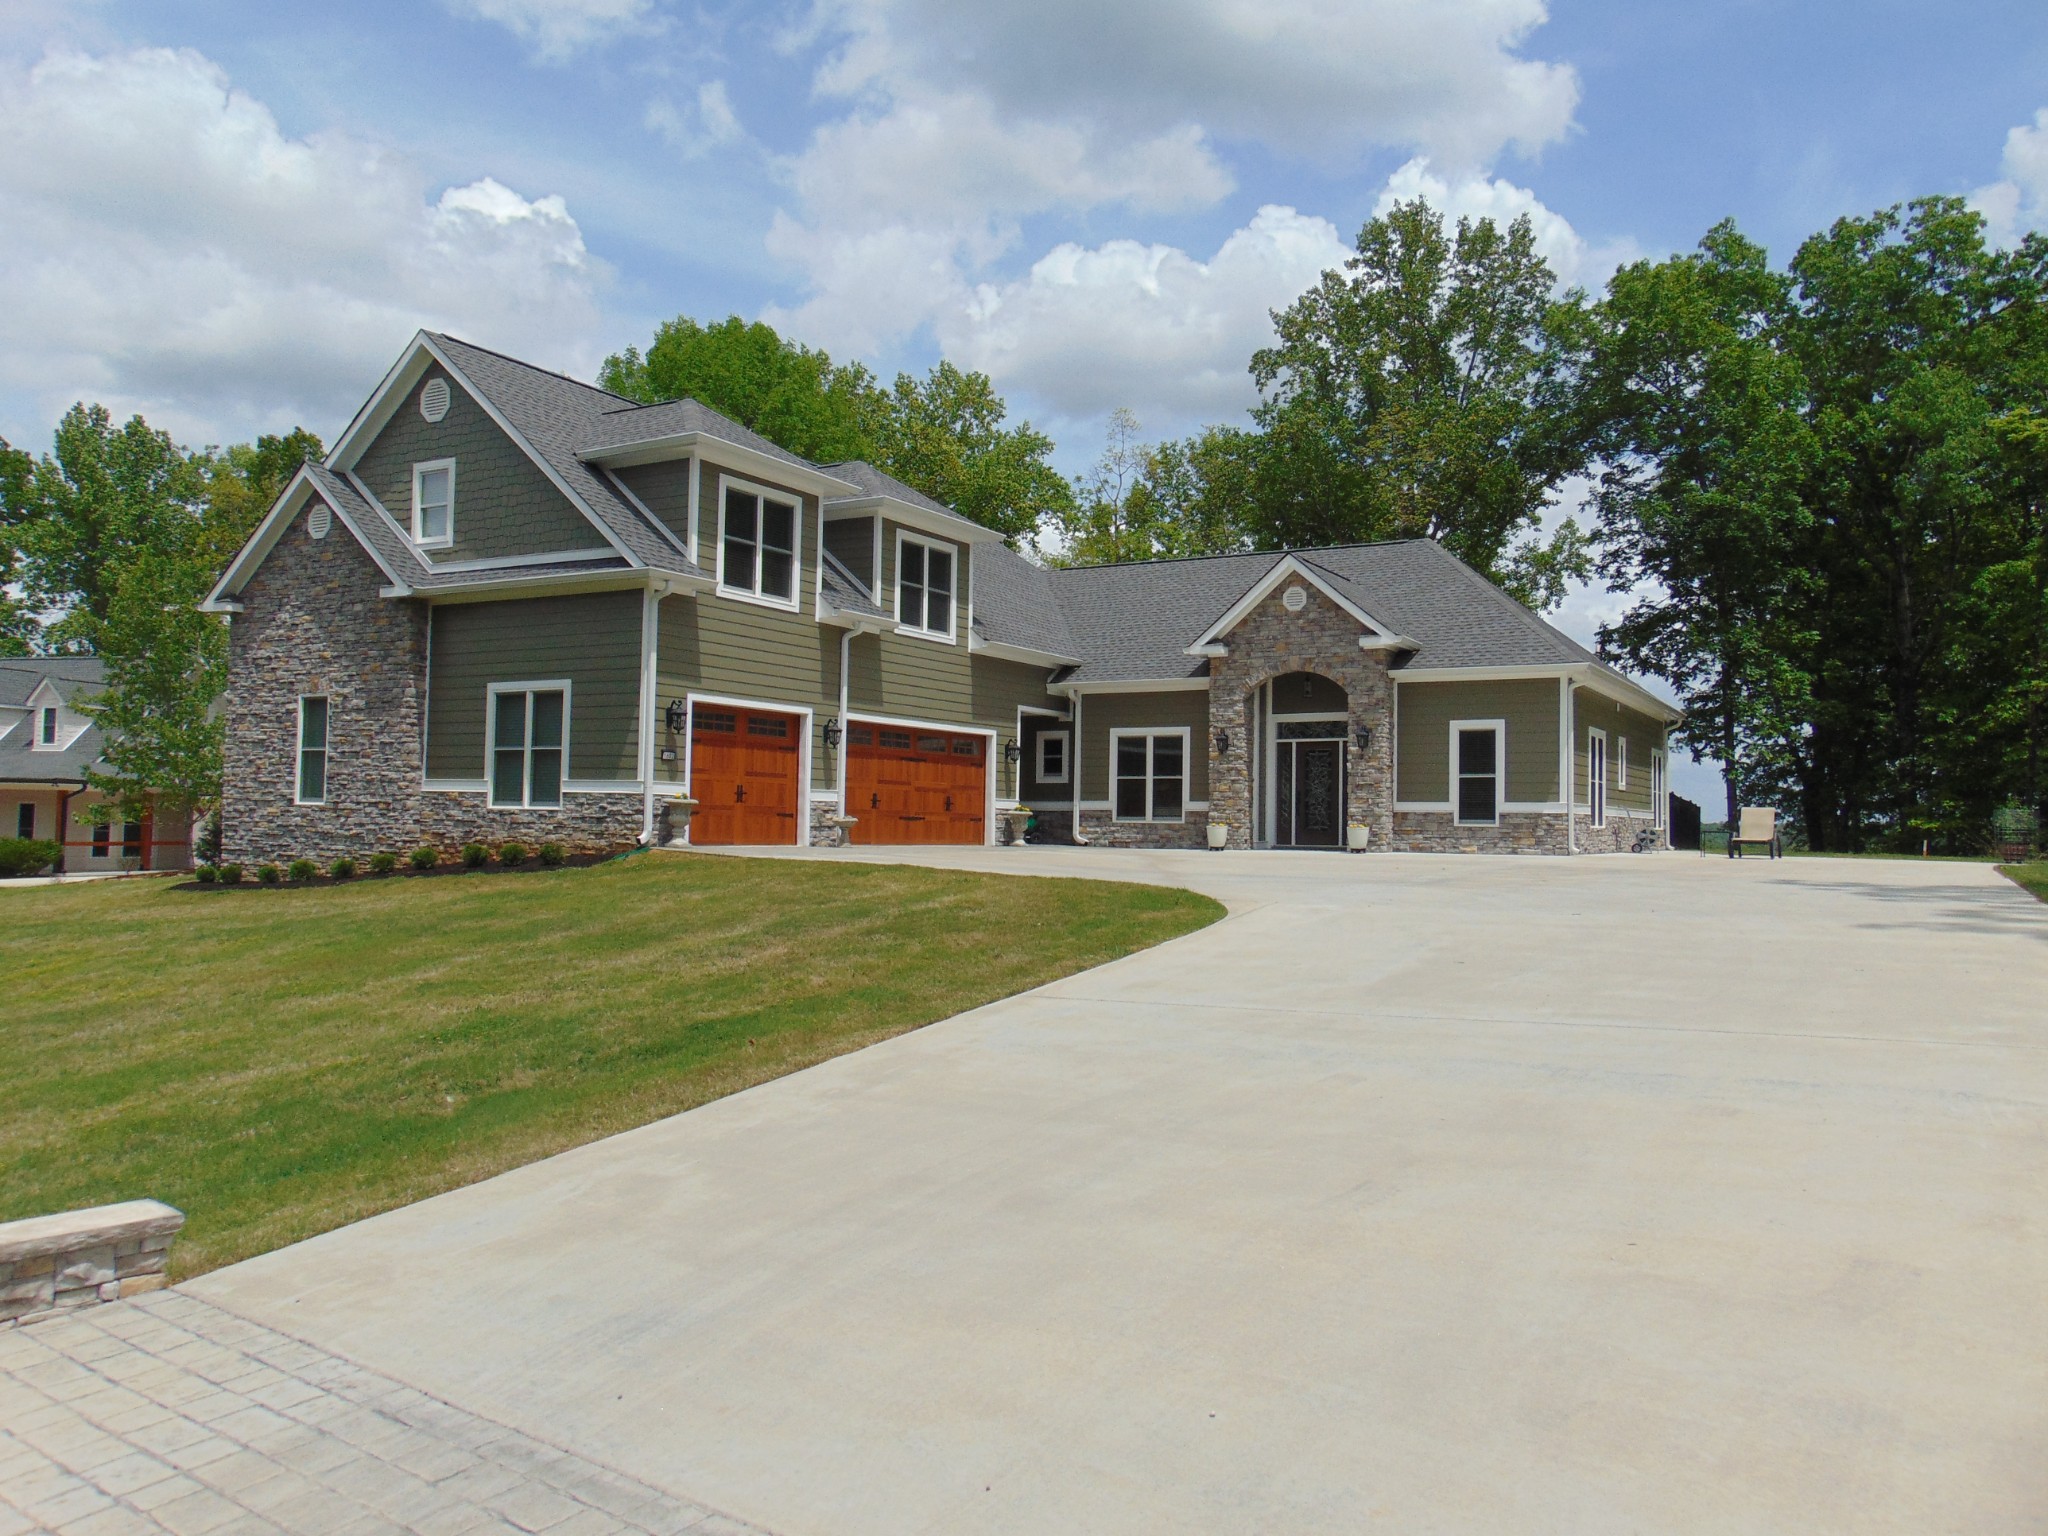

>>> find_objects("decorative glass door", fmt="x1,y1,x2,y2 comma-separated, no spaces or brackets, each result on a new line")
1274,721,1345,847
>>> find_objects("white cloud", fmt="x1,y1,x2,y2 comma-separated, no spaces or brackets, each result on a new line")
1375,157,1637,288
1972,107,2048,245
445,0,655,62
0,46,604,447
646,80,745,159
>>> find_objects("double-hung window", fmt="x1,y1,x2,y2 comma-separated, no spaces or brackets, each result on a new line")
38,706,57,746
16,803,34,839
296,696,329,804
1035,729,1070,786
91,822,110,858
121,822,142,859
720,485,799,606
1453,721,1502,825
1112,730,1186,823
490,685,567,808
412,459,455,547
896,533,955,639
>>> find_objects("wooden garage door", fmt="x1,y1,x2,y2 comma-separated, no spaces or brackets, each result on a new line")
689,706,802,844
846,724,986,845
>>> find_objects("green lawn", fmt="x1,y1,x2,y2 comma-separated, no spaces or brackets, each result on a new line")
2000,863,2048,901
1,854,1222,1277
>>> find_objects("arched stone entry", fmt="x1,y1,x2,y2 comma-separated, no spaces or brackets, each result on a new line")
1261,671,1349,847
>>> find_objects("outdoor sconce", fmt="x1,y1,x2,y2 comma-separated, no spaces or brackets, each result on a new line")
1004,738,1022,765
1355,725,1373,752
1213,729,1231,755
824,717,843,750
664,699,686,733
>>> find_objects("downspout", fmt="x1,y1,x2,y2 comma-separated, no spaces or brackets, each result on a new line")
1071,690,1087,844
1563,677,1577,855
638,579,663,845
836,626,852,815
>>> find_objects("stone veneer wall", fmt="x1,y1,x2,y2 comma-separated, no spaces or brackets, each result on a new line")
1,1201,183,1328
1206,583,1394,852
222,504,643,865
1075,807,1210,848
1392,811,1571,854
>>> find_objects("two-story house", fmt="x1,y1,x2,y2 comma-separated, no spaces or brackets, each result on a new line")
204,332,1678,863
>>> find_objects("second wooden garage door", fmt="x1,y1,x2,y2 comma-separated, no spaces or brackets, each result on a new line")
846,724,986,845
689,705,802,844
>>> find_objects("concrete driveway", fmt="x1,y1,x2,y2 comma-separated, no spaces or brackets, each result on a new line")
191,850,2048,1534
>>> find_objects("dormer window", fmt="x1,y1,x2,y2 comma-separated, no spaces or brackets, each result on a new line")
412,459,456,548
719,482,800,608
896,532,955,640
39,706,58,746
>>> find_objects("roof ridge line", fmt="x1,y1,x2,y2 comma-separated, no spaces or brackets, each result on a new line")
428,332,631,406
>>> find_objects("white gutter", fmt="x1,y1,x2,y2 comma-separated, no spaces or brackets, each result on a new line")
836,627,852,815
1563,677,1577,855
1071,692,1087,844
638,579,665,845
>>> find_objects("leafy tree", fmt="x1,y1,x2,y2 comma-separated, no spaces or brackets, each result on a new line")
1050,414,1249,565
1248,199,1591,607
1580,221,1817,827
204,428,325,571
861,361,1073,543
0,436,36,654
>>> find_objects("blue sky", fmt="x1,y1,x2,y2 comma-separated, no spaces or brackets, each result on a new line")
3,0,2046,808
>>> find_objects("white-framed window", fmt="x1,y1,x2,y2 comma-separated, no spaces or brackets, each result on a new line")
1587,728,1608,828
1112,728,1187,823
1035,729,1070,785
1651,749,1667,830
718,480,800,608
36,705,58,747
488,682,569,808
412,458,456,548
1617,735,1629,788
894,531,957,641
295,696,329,805
1451,719,1504,826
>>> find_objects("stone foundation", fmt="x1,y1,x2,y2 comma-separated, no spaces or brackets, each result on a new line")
1392,811,1572,854
1076,808,1210,849
1573,810,1663,853
1,1201,183,1328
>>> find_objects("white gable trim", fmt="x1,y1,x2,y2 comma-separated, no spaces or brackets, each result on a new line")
328,332,641,569
203,468,410,611
1185,554,1401,654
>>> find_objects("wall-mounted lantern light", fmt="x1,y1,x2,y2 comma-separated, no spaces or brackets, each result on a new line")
1213,729,1231,755
1354,724,1373,752
664,699,686,733
824,717,843,750
1003,738,1022,765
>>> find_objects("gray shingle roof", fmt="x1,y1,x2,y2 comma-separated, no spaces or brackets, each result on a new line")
0,658,108,783
305,464,431,582
1297,543,1601,669
821,461,950,517
581,396,838,485
819,552,889,622
425,335,706,579
1038,550,1286,683
968,543,1080,661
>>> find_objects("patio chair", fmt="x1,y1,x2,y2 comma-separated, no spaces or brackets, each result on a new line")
1728,806,1782,859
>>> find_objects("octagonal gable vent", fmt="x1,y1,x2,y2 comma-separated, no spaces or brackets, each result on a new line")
1282,584,1307,612
420,377,451,423
307,503,332,540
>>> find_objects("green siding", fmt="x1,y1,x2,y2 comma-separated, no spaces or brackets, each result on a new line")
1397,678,1561,804
823,516,876,590
614,459,694,551
427,591,643,781
355,368,599,564
697,462,820,608
878,517,963,638
658,592,835,788
1574,692,1667,814
970,656,1063,799
1077,691,1212,801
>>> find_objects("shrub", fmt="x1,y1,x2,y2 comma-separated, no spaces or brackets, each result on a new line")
329,856,357,880
538,842,566,867
287,858,318,883
369,851,398,875
498,841,528,867
410,846,439,871
461,842,489,869
218,863,245,885
0,837,63,877
257,864,282,885
194,863,219,884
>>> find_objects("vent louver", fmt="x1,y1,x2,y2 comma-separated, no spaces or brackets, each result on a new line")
420,377,451,423
308,504,332,540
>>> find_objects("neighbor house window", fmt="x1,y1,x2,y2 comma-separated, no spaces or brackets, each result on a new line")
1453,721,1503,826
719,484,799,606
121,822,142,858
16,803,33,839
38,706,57,746
895,532,956,639
1112,730,1186,823
296,696,329,804
91,822,110,858
490,684,568,808
412,459,455,547
1035,729,1070,785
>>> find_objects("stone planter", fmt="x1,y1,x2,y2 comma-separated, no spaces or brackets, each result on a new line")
820,813,861,848
997,808,1034,846
657,796,699,846
1,1200,184,1327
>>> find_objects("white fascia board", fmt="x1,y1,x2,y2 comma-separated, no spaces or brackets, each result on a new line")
1188,553,1394,651
816,602,888,633
1392,662,1682,724
1572,664,1684,723
825,493,1005,545
967,635,1082,667
583,432,860,498
393,571,662,604
1054,677,1212,695
418,548,622,573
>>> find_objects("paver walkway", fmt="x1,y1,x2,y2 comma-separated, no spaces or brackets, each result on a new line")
0,1292,768,1536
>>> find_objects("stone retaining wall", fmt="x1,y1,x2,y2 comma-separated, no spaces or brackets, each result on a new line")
1,1200,184,1328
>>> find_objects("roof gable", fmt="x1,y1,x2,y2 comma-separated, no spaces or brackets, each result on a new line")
1188,553,1408,655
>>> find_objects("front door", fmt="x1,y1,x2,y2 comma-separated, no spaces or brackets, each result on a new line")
846,724,987,844
1274,724,1345,847
688,705,803,844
